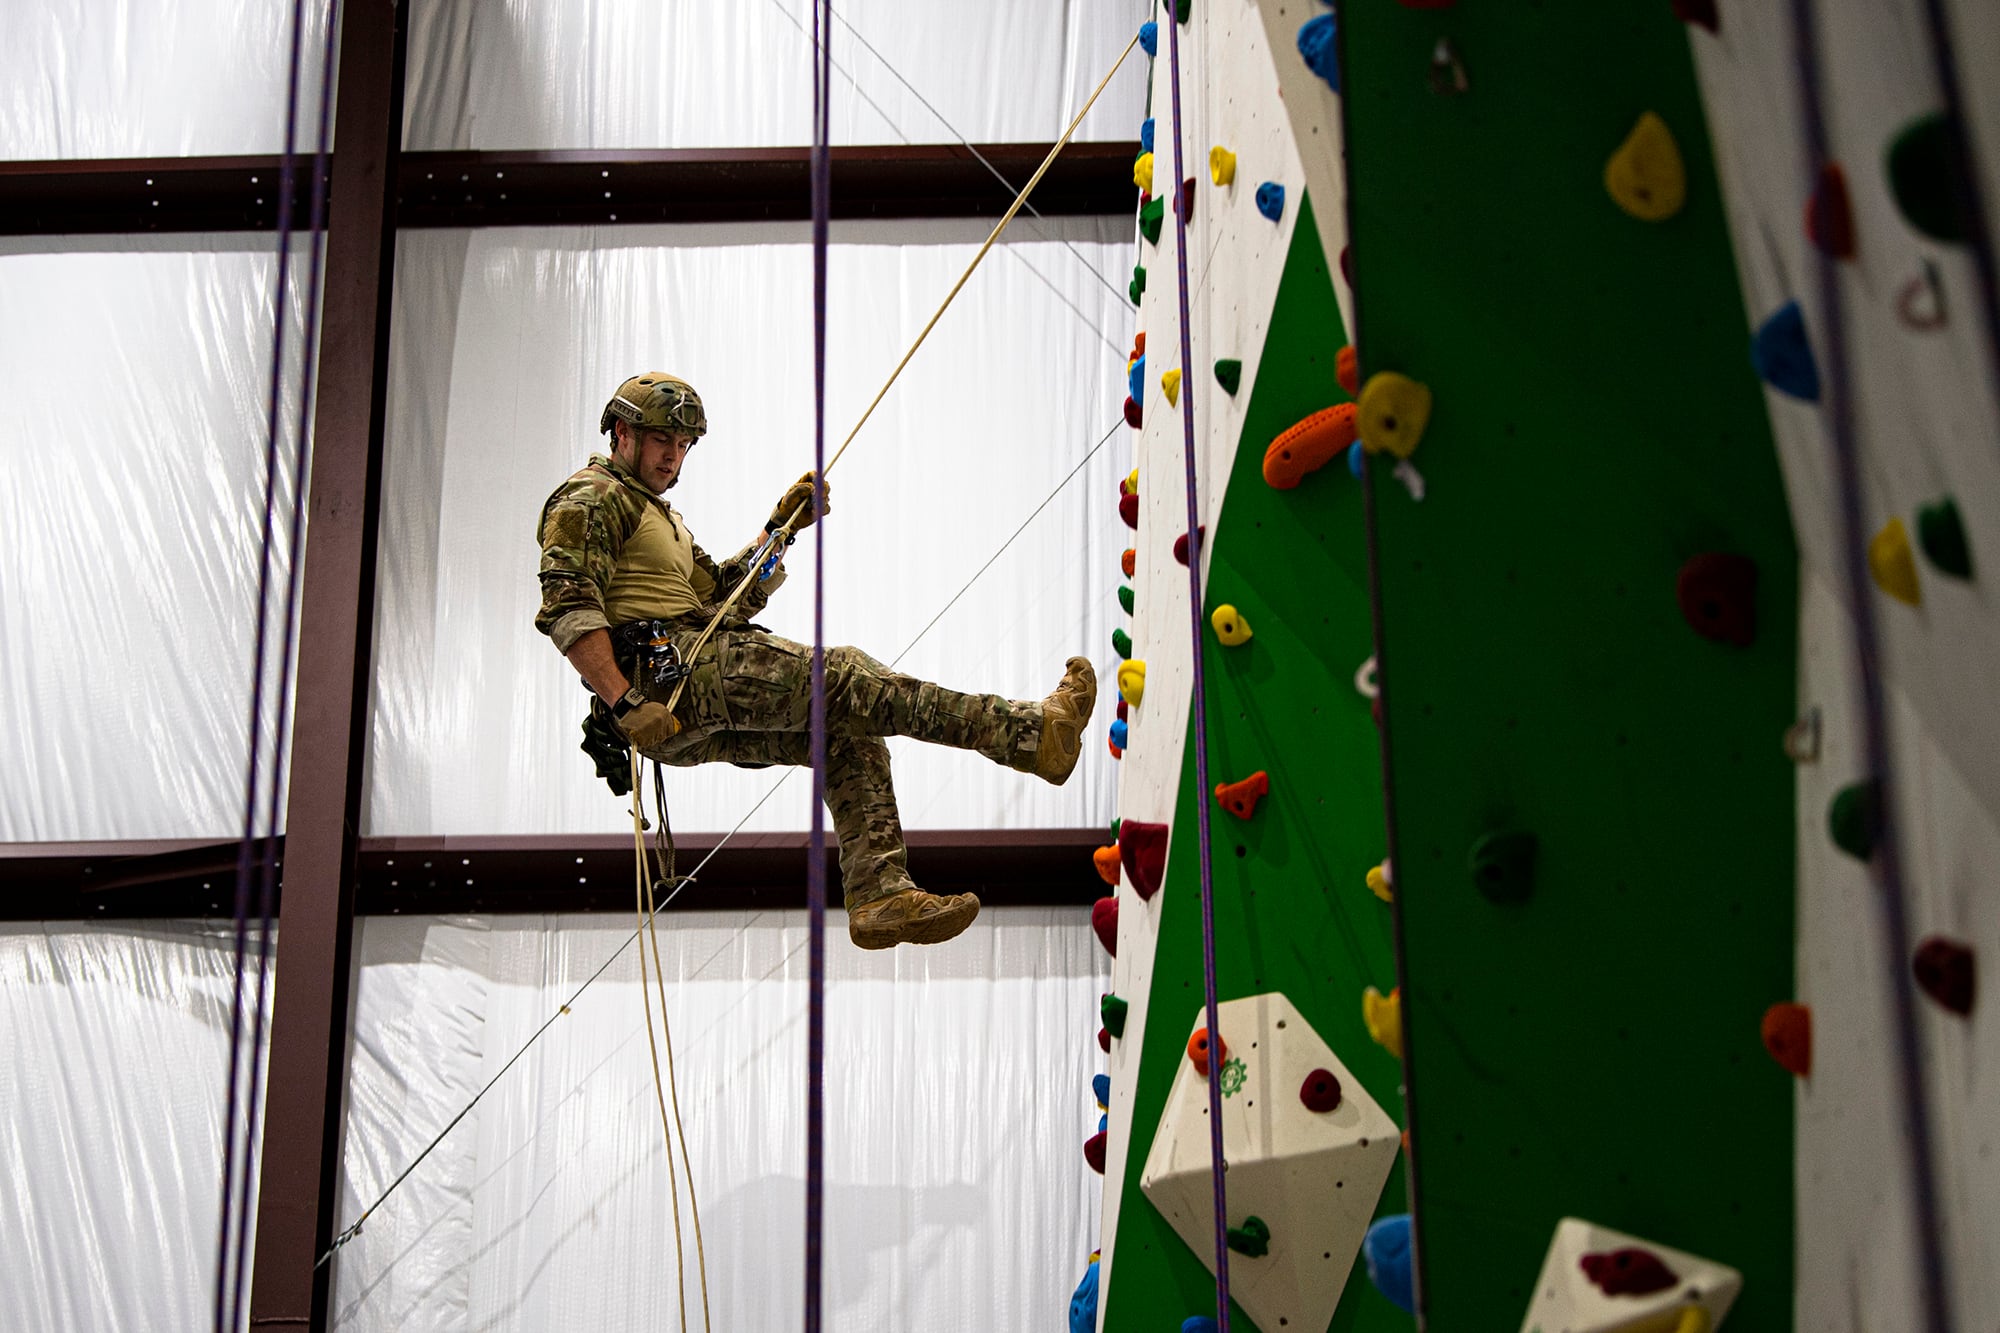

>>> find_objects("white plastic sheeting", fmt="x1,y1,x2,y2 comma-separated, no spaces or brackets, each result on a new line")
1,0,332,159
368,220,1132,836
403,0,1149,151
0,237,312,842
0,920,270,1333
331,908,1108,1331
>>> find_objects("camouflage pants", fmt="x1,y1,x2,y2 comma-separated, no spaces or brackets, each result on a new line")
636,625,1044,907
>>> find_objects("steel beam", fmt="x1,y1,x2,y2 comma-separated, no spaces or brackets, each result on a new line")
0,829,1109,918
0,142,1139,235
246,0,408,1324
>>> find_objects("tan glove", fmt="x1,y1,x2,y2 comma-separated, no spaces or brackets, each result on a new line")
614,690,681,749
769,471,830,532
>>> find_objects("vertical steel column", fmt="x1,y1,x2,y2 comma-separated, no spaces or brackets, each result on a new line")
248,0,408,1326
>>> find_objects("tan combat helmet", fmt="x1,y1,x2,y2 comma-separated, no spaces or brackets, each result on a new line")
600,372,707,438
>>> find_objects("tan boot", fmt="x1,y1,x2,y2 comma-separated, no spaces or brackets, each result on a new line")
1033,656,1098,786
847,889,981,949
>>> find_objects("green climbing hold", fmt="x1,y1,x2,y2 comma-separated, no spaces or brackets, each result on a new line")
1111,816,1123,840
1469,830,1537,905
1161,0,1190,23
1214,359,1243,395
1102,993,1130,1038
1139,195,1165,246
1112,627,1133,659
1129,265,1148,305
1917,497,1973,579
1118,585,1136,615
1226,1216,1271,1258
1887,112,1969,243
1829,781,1881,861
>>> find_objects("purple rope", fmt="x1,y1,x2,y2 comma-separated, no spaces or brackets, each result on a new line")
1787,3,1953,1330
215,0,318,1326
228,2,342,1321
1161,11,1232,1329
804,1,832,1330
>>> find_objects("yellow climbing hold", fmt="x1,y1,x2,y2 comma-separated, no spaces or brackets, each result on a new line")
1363,985,1403,1060
1366,861,1393,903
1604,111,1686,221
1672,1308,1714,1333
1356,372,1432,459
1210,604,1253,645
1869,516,1923,606
1122,468,1138,496
1162,368,1182,407
1209,145,1237,187
1117,660,1148,707
1134,151,1156,195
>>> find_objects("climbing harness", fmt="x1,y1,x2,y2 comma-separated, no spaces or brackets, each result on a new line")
215,0,339,1329
1158,10,1234,1330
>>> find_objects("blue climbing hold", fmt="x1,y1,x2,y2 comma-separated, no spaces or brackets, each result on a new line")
1140,118,1155,154
1346,440,1364,478
1297,14,1340,92
1128,354,1146,403
1751,299,1820,402
1110,719,1130,749
1069,1259,1100,1333
1139,20,1158,57
1093,1073,1111,1107
1255,181,1286,222
1098,1112,1107,1132
1363,1214,1415,1314
1182,1319,1218,1333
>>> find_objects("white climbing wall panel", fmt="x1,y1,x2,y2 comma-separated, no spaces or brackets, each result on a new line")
1685,7,2000,1331
1096,2,1326,1320
1140,993,1398,1333
1518,1218,1742,1333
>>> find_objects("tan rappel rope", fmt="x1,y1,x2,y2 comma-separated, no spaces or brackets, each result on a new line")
630,750,692,1328
659,29,1140,715
617,33,1141,1326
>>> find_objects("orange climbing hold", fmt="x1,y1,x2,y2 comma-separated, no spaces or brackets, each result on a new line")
1263,403,1359,489
1122,548,1136,578
1761,1002,1811,1077
1337,345,1360,397
1188,1026,1228,1077
1093,844,1123,886
1215,771,1270,820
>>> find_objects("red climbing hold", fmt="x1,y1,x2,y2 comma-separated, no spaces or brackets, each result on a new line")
1116,699,1129,721
1337,345,1360,397
1913,936,1975,1016
1173,526,1205,566
1340,244,1353,288
1806,162,1856,259
1264,403,1359,489
1670,0,1718,32
1580,1248,1678,1297
1120,820,1169,900
1215,771,1271,820
1084,1130,1107,1174
1300,1068,1343,1113
1121,548,1136,578
1119,491,1140,529
1761,1001,1812,1077
1176,177,1196,223
1676,552,1758,647
1109,736,1123,760
1093,844,1123,886
1133,331,1147,356
1124,395,1143,429
1098,1026,1111,1053
1188,1027,1228,1077
1091,896,1119,956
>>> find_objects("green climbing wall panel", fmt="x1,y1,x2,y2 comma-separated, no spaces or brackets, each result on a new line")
1103,199,1409,1333
1343,4,1798,1326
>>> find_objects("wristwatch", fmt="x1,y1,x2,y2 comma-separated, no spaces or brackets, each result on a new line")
612,687,648,721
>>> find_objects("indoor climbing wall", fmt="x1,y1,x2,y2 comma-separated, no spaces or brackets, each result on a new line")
1082,2,1409,1330
1343,3,1801,1329
1684,8,2000,1328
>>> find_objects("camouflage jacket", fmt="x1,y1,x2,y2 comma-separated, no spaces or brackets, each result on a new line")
534,452,780,653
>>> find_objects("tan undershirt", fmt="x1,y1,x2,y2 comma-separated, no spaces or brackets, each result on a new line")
602,504,715,623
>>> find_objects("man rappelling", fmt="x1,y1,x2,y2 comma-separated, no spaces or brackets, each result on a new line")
535,373,1098,949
